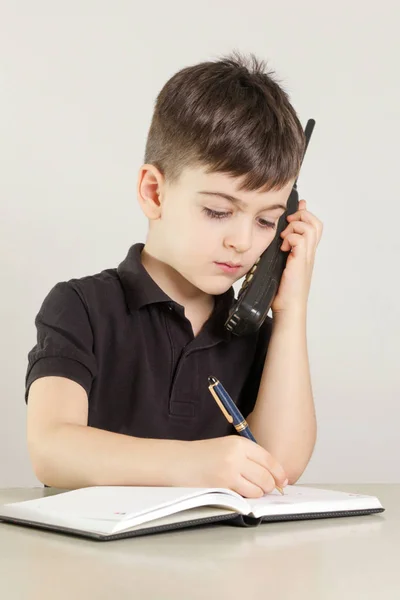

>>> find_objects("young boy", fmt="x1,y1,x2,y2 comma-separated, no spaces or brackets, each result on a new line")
25,53,323,498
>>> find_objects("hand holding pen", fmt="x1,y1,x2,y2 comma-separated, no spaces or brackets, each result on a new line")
208,376,287,496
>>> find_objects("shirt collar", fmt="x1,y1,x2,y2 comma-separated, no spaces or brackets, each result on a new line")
117,243,235,340
117,243,171,310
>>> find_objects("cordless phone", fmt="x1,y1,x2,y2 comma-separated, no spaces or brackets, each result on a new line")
224,118,316,336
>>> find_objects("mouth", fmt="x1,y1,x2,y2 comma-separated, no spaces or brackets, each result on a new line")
214,262,242,274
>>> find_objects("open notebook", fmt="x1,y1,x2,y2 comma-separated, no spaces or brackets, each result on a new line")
0,485,384,541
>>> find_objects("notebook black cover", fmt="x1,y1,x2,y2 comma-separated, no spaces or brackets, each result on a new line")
0,506,384,541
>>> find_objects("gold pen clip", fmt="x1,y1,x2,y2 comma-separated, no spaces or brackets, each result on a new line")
208,383,233,423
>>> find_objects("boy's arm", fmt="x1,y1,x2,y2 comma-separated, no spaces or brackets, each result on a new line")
27,376,287,494
246,199,322,484
26,284,288,495
27,376,188,489
246,309,316,484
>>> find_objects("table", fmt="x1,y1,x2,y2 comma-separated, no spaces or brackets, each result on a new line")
0,484,398,599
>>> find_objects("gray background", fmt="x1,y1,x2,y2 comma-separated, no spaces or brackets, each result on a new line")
1,1,399,487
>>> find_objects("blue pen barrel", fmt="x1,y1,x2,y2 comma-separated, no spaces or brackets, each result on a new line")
237,427,257,443
216,383,257,443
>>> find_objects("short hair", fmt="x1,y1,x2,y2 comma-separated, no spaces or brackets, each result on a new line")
144,51,306,192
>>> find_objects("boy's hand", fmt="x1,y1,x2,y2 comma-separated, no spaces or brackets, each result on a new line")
184,436,288,498
271,200,323,315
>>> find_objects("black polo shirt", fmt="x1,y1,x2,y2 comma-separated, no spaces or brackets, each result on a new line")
25,243,273,440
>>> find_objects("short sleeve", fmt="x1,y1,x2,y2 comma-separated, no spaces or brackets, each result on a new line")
25,282,97,402
238,316,273,417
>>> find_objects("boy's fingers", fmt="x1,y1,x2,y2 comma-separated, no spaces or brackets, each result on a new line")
245,442,287,487
286,210,323,242
281,233,307,255
287,209,315,224
280,221,318,256
241,461,277,495
298,199,307,210
236,476,264,499
280,221,315,239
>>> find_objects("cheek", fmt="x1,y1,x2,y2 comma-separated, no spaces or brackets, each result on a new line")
181,211,219,244
183,224,220,263
164,214,205,257
251,231,277,259
261,228,278,247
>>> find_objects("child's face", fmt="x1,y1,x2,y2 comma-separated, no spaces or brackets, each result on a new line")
141,164,295,296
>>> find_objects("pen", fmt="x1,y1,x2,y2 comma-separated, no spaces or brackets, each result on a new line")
207,375,284,495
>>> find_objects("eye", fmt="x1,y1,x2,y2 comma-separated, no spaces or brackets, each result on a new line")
258,218,276,230
202,207,276,230
203,208,229,219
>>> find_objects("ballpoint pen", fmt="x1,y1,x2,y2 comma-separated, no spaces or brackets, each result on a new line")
208,375,284,495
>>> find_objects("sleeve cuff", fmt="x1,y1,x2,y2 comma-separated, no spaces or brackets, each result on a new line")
25,356,94,402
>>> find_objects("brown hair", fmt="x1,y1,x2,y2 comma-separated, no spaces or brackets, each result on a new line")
144,51,306,192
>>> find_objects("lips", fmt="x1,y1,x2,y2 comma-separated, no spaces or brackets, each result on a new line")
214,262,242,274
216,261,242,268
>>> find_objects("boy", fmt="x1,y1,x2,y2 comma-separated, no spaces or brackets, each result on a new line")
25,53,323,498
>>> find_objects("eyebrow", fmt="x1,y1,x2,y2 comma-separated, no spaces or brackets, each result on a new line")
197,191,286,211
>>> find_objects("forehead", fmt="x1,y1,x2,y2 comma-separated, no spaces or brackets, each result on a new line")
176,165,294,207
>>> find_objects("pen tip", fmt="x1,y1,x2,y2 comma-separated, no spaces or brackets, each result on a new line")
208,376,217,384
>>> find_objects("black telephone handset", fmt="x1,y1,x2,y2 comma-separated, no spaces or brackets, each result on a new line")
224,118,316,336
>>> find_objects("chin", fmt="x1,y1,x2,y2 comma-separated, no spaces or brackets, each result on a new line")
192,277,234,296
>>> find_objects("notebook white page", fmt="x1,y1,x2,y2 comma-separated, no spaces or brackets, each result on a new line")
0,501,238,535
1,485,383,535
247,486,383,518
3,486,249,528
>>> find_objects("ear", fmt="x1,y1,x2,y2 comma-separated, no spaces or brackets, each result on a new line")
137,164,166,220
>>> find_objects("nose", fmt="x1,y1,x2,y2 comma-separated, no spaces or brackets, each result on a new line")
223,220,253,254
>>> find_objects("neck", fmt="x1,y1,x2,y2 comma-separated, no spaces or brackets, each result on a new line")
140,244,214,315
